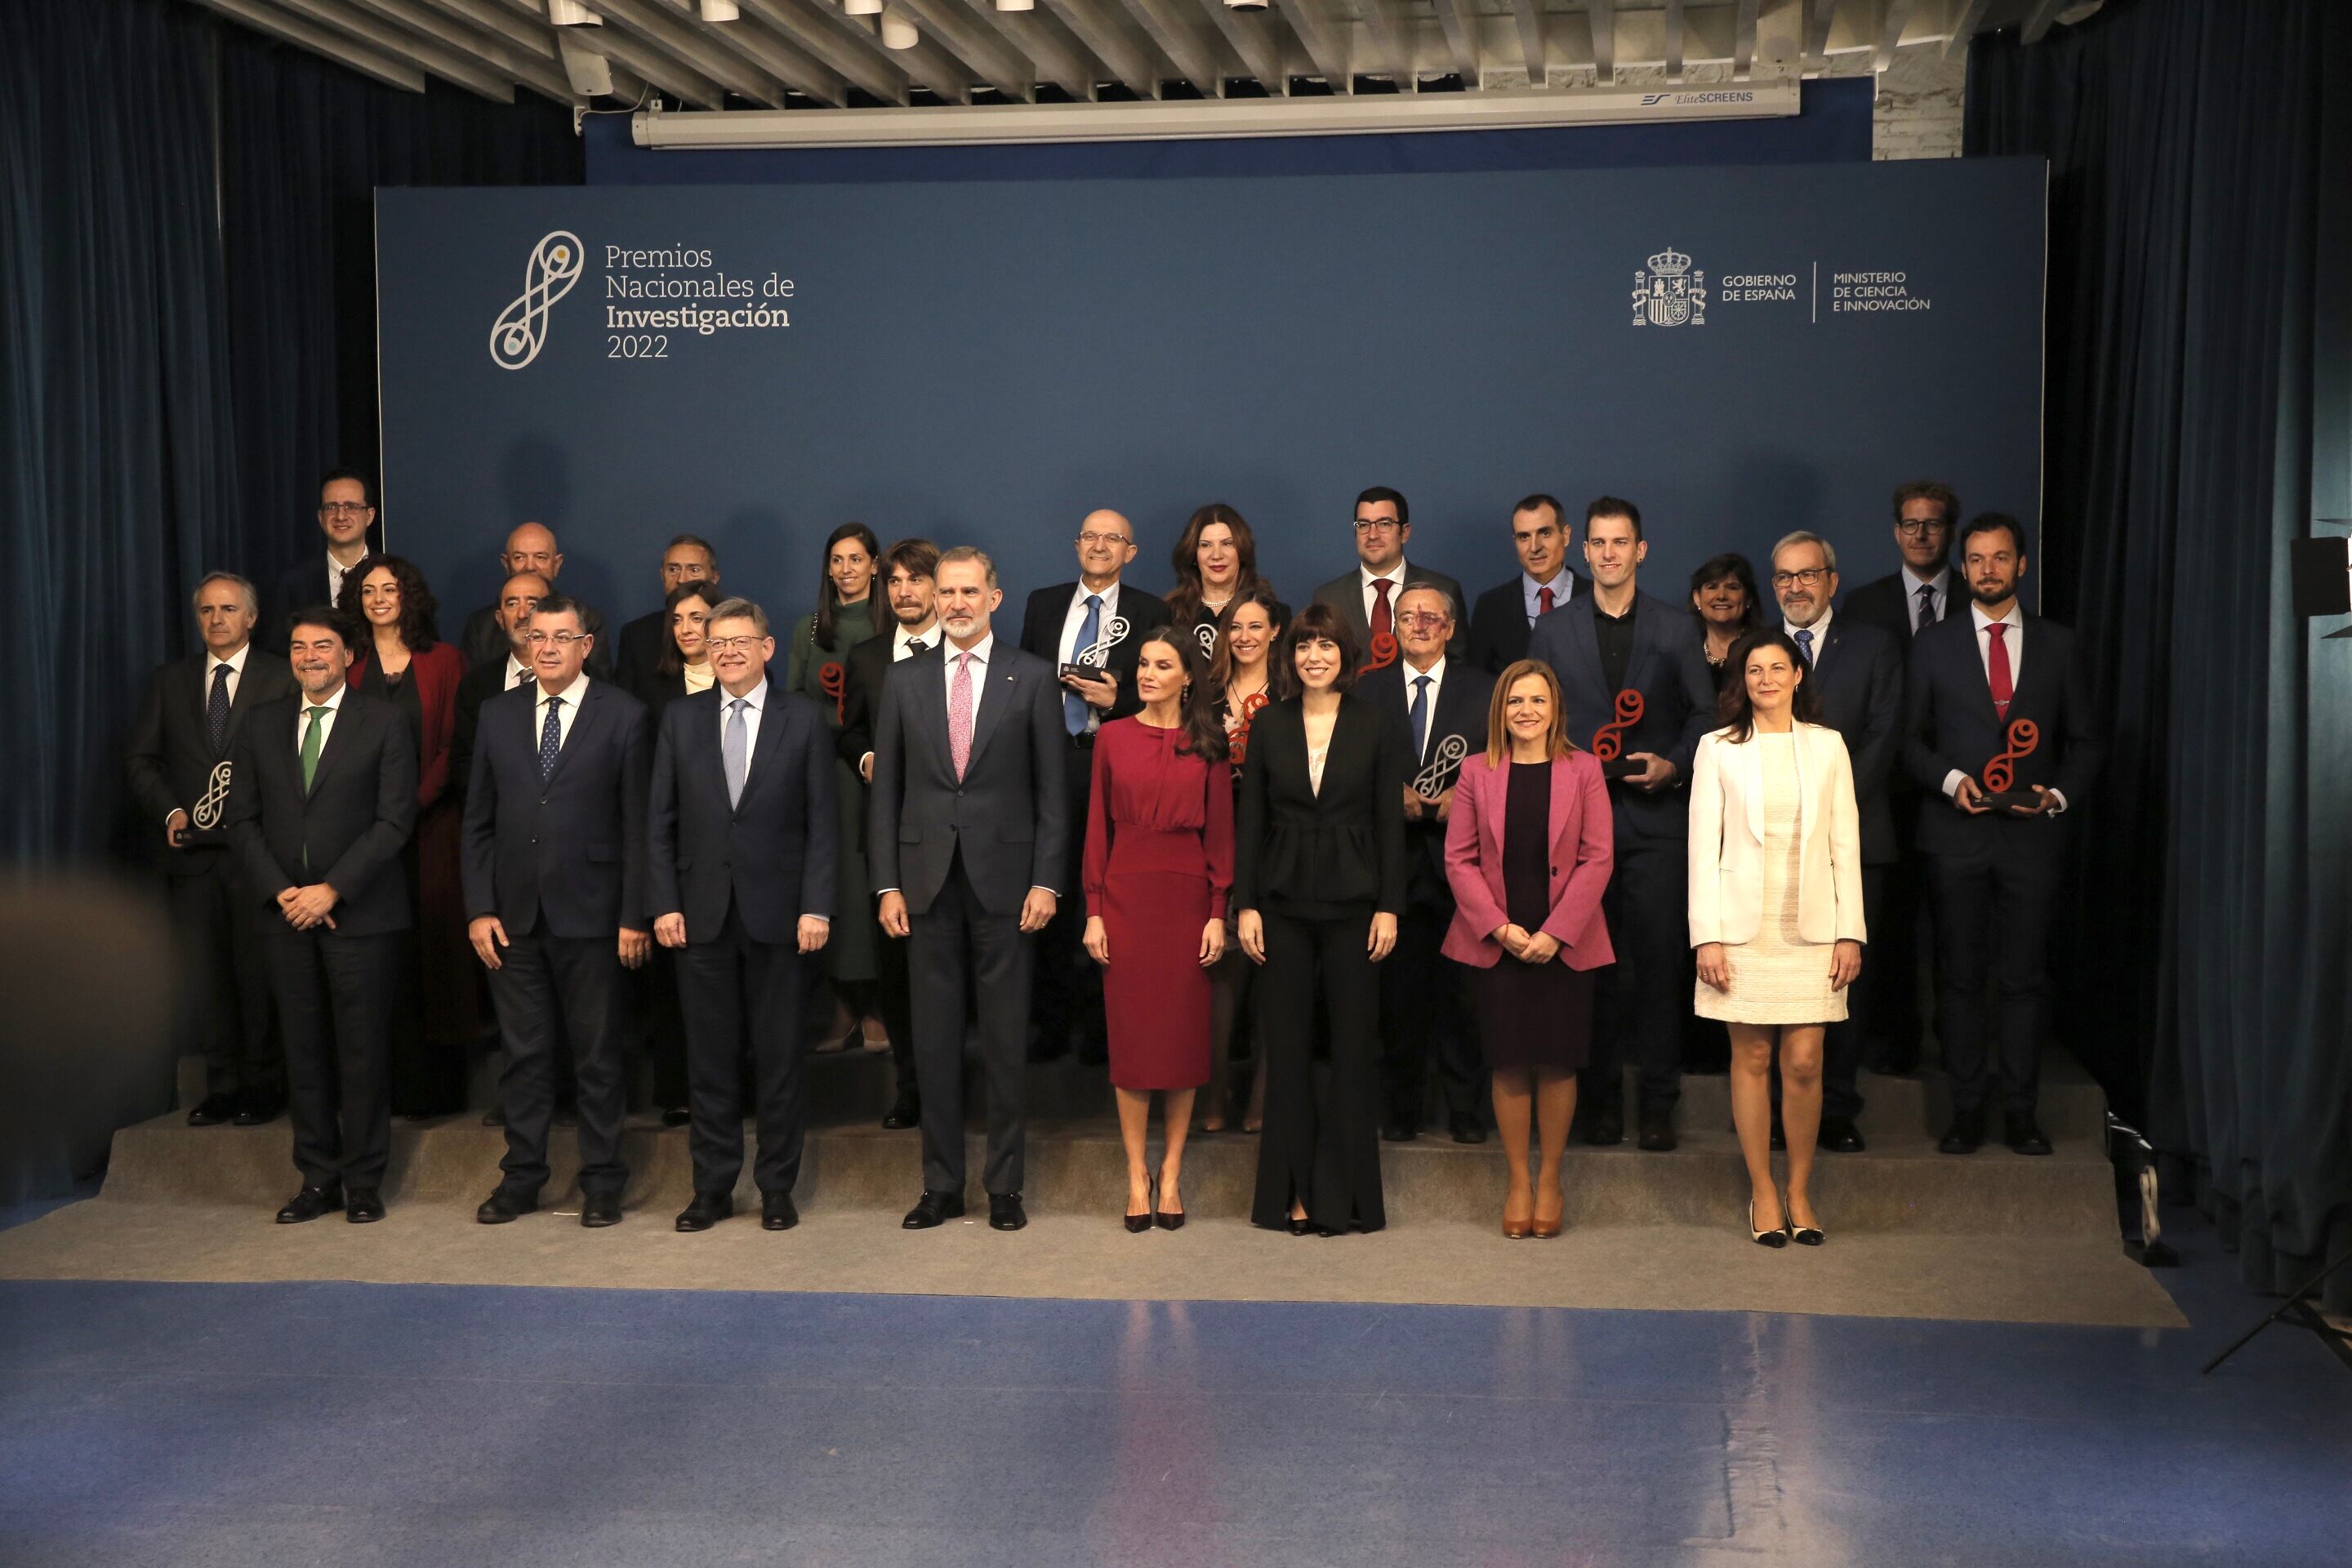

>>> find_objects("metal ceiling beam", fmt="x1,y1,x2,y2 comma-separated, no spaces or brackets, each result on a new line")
1040,0,1160,96
194,0,428,89
1664,0,1684,80
1804,0,1838,60
967,7,1099,101
345,0,579,98
1354,0,1417,86
1872,0,1915,70
489,0,733,104
1114,0,1227,96
1196,0,1290,94
1733,0,1757,75
889,0,1036,100
591,0,793,103
671,0,850,104
1509,0,1544,83
1425,0,1480,83
2020,0,2066,45
260,0,520,96
1273,0,1351,89
735,0,910,104
1586,0,1614,82
794,5,974,105
1942,0,1990,59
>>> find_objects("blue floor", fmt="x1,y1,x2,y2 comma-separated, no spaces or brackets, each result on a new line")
1,1208,2346,1567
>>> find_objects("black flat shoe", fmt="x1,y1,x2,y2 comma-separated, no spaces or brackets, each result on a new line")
186,1094,237,1127
276,1184,343,1223
2005,1113,2052,1156
761,1192,799,1232
1288,1218,1312,1236
1380,1120,1418,1143
1748,1200,1788,1249
880,1097,920,1131
988,1193,1027,1232
476,1187,537,1223
1584,1107,1624,1147
660,1107,691,1129
902,1191,965,1229
1817,1116,1865,1153
344,1188,385,1223
675,1192,733,1232
580,1192,622,1228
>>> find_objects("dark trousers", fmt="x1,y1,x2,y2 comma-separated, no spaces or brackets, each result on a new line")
679,903,809,1197
1588,832,1689,1116
631,947,688,1110
1869,826,1933,1068
1251,908,1385,1232
261,925,398,1190
1379,901,1481,1129
1814,863,1886,1123
1031,737,1104,1054
488,928,630,1197
1928,838,2060,1116
169,855,282,1102
909,853,1036,1196
877,915,918,1102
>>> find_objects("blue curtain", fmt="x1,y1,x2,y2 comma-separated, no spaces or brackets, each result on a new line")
1967,0,2352,1303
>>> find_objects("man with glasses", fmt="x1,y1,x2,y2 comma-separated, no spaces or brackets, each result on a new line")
1467,493,1588,674
1838,480,1962,1074
1016,510,1171,1062
1770,532,1902,1153
270,470,376,645
1312,486,1468,668
462,595,653,1228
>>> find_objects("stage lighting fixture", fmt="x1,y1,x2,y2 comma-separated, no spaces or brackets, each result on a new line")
548,0,603,24
700,0,741,17
1225,0,1270,10
844,0,882,15
880,6,918,47
996,0,1036,11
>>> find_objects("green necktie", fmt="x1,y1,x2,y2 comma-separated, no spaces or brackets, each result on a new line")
301,705,329,791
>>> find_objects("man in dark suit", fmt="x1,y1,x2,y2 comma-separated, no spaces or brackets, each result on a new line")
461,593,653,1227
269,469,376,644
1361,584,1494,1143
1466,493,1589,675
1840,479,1962,1074
648,597,837,1234
1770,531,1904,1153
127,572,301,1126
871,546,1069,1233
1015,509,1172,1063
840,538,941,1130
1312,486,1469,667
612,533,720,696
223,608,416,1224
1904,514,2103,1158
449,572,550,805
1527,497,1715,1151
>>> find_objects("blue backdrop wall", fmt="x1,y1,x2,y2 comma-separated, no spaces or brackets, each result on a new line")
377,154,2042,635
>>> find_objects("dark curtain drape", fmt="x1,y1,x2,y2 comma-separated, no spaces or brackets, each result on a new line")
1967,0,2352,1304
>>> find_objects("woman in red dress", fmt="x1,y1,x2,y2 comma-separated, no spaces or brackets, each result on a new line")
1083,627,1234,1232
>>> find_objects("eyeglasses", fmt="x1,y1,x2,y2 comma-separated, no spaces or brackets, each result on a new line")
1895,518,1949,537
1771,568,1829,588
1352,519,1402,533
318,501,371,516
1076,532,1131,548
706,635,763,653
523,630,586,647
1396,611,1450,630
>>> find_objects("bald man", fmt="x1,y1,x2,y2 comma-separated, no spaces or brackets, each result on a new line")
459,523,607,676
1017,509,1172,1062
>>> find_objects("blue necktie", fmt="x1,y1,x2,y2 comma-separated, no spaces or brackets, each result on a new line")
538,695,564,781
724,697,749,808
1793,628,1815,669
1914,584,1936,635
206,664,233,756
1410,675,1432,760
1065,593,1101,737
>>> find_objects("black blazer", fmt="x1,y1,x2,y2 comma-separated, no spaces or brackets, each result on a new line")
449,657,530,804
1465,572,1589,675
1902,610,2105,857
1842,569,1953,646
867,639,1070,917
1233,693,1410,920
1017,581,1174,725
1526,590,1716,841
1311,563,1469,665
125,649,301,871
835,630,898,777
648,685,838,947
271,557,338,641
461,677,653,938
1359,658,1495,906
224,690,417,936
611,609,670,700
460,602,612,680
1797,617,1904,865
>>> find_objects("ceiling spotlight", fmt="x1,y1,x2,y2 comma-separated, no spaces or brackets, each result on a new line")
880,5,918,47
1224,0,1269,10
699,0,741,17
996,0,1036,11
548,0,603,24
843,0,882,15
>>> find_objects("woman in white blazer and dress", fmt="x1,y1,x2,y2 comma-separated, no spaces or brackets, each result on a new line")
1689,628,1865,1248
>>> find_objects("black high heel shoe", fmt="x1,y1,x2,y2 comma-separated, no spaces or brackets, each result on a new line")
1153,1178,1185,1232
1748,1199,1789,1249
1125,1177,1155,1234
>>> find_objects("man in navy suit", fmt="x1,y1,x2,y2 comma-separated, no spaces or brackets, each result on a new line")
1904,514,2105,1156
1527,497,1715,1150
269,469,376,644
1362,585,1495,1143
872,547,1070,1233
1465,493,1588,675
224,608,416,1224
1771,532,1904,1153
649,598,837,1235
462,594,653,1227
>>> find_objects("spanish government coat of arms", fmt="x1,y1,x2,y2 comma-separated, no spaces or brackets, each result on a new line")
1632,247,1707,327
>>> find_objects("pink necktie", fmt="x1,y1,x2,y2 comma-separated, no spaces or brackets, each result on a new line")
1986,623,2014,721
948,651,975,780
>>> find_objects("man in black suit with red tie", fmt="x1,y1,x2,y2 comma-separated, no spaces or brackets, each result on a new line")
1016,510,1171,1062
1527,497,1716,1151
1904,514,2104,1157
224,608,417,1224
648,597,837,1235
1464,493,1588,675
126,572,300,1127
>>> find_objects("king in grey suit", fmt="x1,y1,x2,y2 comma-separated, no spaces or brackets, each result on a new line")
869,550,1070,1232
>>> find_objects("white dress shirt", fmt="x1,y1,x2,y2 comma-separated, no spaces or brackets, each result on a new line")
503,653,532,689
326,551,363,610
893,621,936,661
1058,581,1122,736
535,672,588,752
1903,565,1953,633
1940,602,2065,813
204,643,251,710
718,677,767,770
294,681,345,754
1400,654,1448,762
1360,563,1408,630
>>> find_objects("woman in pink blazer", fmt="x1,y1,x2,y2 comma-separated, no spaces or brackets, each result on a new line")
1442,660,1615,1239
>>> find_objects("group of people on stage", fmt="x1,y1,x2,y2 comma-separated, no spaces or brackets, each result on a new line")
127,468,2102,1244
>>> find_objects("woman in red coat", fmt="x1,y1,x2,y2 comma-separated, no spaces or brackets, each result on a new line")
1083,627,1234,1232
343,555,472,1117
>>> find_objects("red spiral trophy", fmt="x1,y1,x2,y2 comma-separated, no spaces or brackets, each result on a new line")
1591,689,1646,780
1979,718,2042,811
1230,690,1270,765
1361,629,1400,673
817,661,847,724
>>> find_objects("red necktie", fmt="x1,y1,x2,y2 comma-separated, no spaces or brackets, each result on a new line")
1370,579,1394,645
1986,622,2013,720
1538,585,1555,616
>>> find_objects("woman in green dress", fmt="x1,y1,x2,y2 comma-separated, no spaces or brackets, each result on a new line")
784,522,887,1052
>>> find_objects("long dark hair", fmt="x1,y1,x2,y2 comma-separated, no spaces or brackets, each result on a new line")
1206,584,1291,702
1165,503,1262,625
338,554,439,652
813,523,881,649
1713,628,1824,741
1688,552,1760,635
657,579,721,679
1282,600,1361,693
1134,626,1228,763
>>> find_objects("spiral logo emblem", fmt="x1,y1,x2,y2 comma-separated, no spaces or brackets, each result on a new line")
489,230,584,371
1411,735,1468,800
190,761,233,831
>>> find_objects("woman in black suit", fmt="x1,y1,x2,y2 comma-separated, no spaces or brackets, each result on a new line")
626,581,721,721
1236,601,1410,1235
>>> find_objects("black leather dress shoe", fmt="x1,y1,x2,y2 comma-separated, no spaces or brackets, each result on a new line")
1817,1116,1866,1153
660,1107,691,1129
345,1188,385,1223
1584,1107,1624,1147
1380,1120,1419,1143
186,1094,237,1127
476,1187,537,1224
480,1107,506,1128
675,1192,733,1232
988,1192,1027,1232
1939,1108,1986,1155
276,1184,343,1223
2005,1113,2052,1156
1637,1107,1677,1152
232,1097,284,1128
902,1191,965,1229
580,1192,622,1227
881,1096,920,1131
1449,1115,1487,1146
761,1192,799,1232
